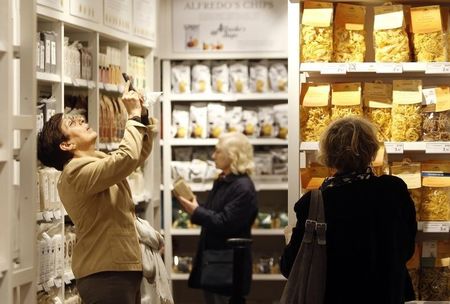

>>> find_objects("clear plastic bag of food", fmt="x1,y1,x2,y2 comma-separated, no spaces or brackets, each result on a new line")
413,31,447,62
422,110,450,141
331,105,363,121
391,104,422,142
301,25,333,62
374,28,410,62
420,186,450,221
301,106,331,142
420,267,450,300
365,108,392,142
333,28,366,62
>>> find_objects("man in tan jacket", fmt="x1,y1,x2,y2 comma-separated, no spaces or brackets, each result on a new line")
37,83,157,304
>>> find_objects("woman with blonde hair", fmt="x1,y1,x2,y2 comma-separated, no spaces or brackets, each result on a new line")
175,132,258,304
280,117,417,303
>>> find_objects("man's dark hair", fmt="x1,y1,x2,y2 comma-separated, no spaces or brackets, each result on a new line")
37,113,74,171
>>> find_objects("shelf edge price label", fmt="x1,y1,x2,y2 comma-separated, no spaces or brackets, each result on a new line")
375,63,403,74
425,63,450,74
347,63,376,72
320,63,347,75
423,222,450,233
425,142,450,154
385,142,404,154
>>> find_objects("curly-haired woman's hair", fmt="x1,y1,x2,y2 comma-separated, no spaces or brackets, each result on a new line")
317,117,379,173
219,132,255,175
37,113,74,171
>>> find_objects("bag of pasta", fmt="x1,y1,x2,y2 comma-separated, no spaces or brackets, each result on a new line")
391,80,422,142
410,5,447,62
333,3,366,62
363,82,393,142
422,86,450,141
420,165,450,221
373,4,411,62
300,84,331,142
301,1,333,62
331,83,363,121
390,159,421,220
420,241,450,301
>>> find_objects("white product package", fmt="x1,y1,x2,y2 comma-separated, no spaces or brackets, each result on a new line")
189,103,208,138
269,62,288,92
192,63,211,93
229,62,249,93
207,103,226,138
212,63,229,93
172,105,190,138
171,63,191,93
250,61,269,93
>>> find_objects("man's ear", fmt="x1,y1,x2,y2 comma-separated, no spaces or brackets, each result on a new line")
60,141,75,151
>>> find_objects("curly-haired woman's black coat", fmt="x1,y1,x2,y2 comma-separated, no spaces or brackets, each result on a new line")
280,175,417,304
188,174,258,296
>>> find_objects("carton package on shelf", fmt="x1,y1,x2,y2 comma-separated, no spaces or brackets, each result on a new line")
300,1,333,62
99,46,122,85
128,55,146,92
39,31,57,73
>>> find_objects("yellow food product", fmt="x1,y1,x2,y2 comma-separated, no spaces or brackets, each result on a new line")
301,106,331,141
235,80,244,93
333,27,366,62
420,187,450,221
192,125,203,138
331,105,363,121
365,108,392,142
301,25,333,62
278,127,288,139
391,104,422,142
179,82,187,93
413,32,447,62
374,28,410,62
176,127,186,138
244,123,255,136
409,188,422,221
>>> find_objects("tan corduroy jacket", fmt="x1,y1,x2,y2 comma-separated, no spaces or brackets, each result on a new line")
58,119,156,279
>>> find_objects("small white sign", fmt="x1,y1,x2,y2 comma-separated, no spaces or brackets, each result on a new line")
426,143,450,154
376,63,403,74
385,142,404,154
347,63,376,73
425,63,450,74
320,63,347,75
423,222,450,233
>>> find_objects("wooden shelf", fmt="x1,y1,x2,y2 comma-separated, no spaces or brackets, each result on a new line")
36,72,61,83
171,273,285,281
171,138,288,146
300,62,450,76
171,228,285,236
170,92,288,102
300,142,450,154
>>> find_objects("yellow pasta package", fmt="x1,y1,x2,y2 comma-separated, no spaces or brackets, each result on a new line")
333,3,366,62
422,86,450,141
373,4,411,62
363,82,393,142
391,80,423,142
301,1,333,62
331,83,363,121
420,164,450,221
410,5,447,62
300,84,331,142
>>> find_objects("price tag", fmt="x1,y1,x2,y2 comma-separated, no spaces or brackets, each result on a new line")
88,81,96,89
376,63,403,74
426,143,450,154
53,209,61,220
347,63,376,72
385,142,404,154
422,222,450,233
43,211,53,222
425,63,450,74
320,63,347,75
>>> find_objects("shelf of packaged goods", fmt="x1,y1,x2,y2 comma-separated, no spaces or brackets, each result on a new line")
171,273,285,281
171,228,285,236
300,142,450,154
64,77,96,89
170,92,288,102
299,62,450,76
36,72,61,83
171,138,288,147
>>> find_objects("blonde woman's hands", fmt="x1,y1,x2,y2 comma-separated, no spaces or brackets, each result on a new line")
121,81,142,117
175,195,199,215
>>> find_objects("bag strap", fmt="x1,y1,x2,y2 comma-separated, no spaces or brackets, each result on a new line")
305,190,327,246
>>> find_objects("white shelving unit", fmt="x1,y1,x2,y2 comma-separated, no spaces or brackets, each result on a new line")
32,1,160,303
0,0,37,303
288,1,450,303
161,55,289,301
